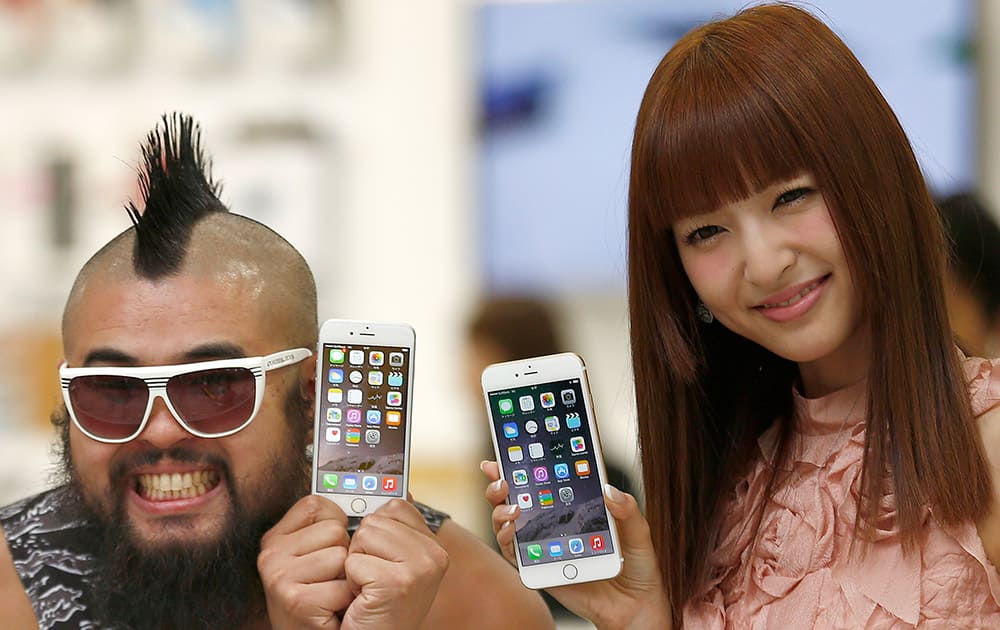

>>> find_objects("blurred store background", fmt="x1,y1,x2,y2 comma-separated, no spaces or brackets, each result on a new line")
0,4,995,623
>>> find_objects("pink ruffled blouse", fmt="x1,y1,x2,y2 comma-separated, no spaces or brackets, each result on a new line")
683,356,1000,628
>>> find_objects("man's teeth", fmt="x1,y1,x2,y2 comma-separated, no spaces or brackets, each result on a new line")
136,470,220,501
763,279,822,308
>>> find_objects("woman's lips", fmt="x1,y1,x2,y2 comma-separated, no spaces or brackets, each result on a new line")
754,274,830,322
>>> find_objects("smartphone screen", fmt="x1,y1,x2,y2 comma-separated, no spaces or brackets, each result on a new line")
487,378,616,566
314,343,411,498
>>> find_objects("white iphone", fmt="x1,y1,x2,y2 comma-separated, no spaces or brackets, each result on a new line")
311,319,415,516
482,352,622,589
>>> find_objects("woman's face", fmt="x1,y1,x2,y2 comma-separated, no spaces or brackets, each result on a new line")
672,174,870,396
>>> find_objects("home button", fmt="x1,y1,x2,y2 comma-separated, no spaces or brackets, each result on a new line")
562,564,579,580
350,498,367,514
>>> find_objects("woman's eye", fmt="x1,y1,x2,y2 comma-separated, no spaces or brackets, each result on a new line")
775,187,812,206
685,224,723,244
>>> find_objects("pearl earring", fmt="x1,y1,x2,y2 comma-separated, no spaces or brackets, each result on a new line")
695,302,715,324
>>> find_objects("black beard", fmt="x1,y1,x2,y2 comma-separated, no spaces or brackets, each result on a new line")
54,386,311,630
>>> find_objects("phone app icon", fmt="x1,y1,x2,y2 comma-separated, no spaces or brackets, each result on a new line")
533,466,549,483
387,371,403,387
527,544,543,561
519,395,535,412
558,487,575,503
566,413,582,429
554,463,570,479
329,348,345,364
362,475,378,491
575,460,591,476
517,493,533,509
544,415,560,432
327,388,343,403
348,389,363,404
387,392,402,407
327,407,342,423
512,469,529,486
568,538,584,554
343,475,358,490
540,392,555,409
346,428,361,444
328,368,344,384
349,370,363,384
524,420,539,433
548,541,563,557
365,429,380,444
528,442,544,459
325,427,341,443
368,371,384,386
389,352,404,367
502,422,519,439
383,477,397,492
590,535,606,551
570,436,586,453
322,473,338,489
366,410,382,425
369,351,384,366
346,409,362,424
498,399,514,415
507,446,524,462
550,440,565,455
561,389,576,405
538,490,554,507
349,350,365,365
387,411,402,426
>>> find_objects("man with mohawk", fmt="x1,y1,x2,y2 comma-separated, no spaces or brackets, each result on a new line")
0,114,552,629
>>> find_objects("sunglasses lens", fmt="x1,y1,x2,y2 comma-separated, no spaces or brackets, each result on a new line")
68,375,150,440
167,367,256,435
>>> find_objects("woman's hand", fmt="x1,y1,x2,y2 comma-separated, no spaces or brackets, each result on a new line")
481,461,672,630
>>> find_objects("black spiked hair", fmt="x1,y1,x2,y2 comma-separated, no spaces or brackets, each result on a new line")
127,113,229,278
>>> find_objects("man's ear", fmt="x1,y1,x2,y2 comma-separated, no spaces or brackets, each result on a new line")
299,354,317,401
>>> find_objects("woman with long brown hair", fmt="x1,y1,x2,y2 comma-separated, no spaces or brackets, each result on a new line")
484,4,1000,628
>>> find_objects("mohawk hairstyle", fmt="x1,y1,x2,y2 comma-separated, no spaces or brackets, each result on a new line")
126,113,229,278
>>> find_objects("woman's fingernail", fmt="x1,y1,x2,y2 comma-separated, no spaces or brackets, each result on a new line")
506,504,518,516
604,484,624,503
491,479,503,492
479,460,491,473
501,520,511,530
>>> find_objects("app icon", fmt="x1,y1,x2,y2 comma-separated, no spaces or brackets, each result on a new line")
498,399,514,415
528,442,544,459
502,422,519,439
348,389,363,404
524,420,539,433
369,351,384,366
322,473,338,489
387,411,402,426
327,388,343,403
365,429,380,444
550,439,565,455
362,475,378,491
325,427,341,443
387,392,402,407
568,538,585,554
561,389,576,405
389,352,404,367
383,477,397,492
553,463,570,479
570,436,586,453
343,475,358,490
590,535,605,551
329,348,345,364
366,409,382,425
368,371,384,386
346,427,361,444
575,460,591,476
566,413,582,429
527,544,543,560
517,493,533,509
533,466,549,483
328,368,344,384
512,469,529,486
387,371,403,387
519,395,535,412
349,350,365,365
507,446,524,462
540,392,555,409
349,370,363,384
558,487,575,503
539,490,554,507
327,407,342,423
544,415,560,432
346,409,362,424
548,541,563,557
